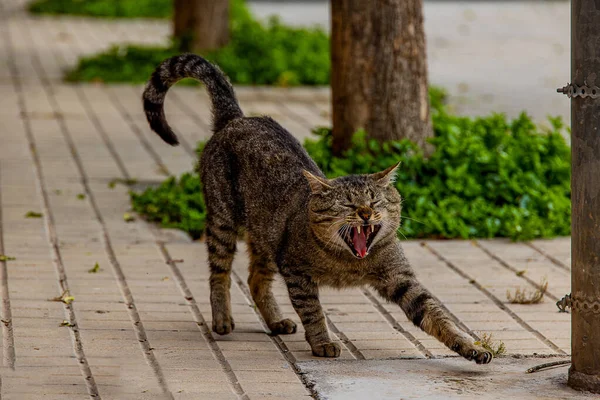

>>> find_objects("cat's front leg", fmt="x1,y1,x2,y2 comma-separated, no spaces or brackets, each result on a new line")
283,272,341,357
373,272,492,364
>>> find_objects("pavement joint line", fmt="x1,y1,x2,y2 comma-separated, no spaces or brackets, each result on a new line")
526,241,571,273
422,242,567,356
156,241,250,400
255,86,314,131
169,89,212,133
474,240,559,302
130,85,207,155
228,267,321,400
324,313,366,360
106,85,171,177
18,15,174,399
360,288,433,359
126,86,199,157
1,8,100,398
0,164,16,370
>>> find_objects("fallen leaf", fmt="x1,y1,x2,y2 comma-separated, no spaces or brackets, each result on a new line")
48,289,74,304
59,320,75,327
88,263,100,273
108,178,138,189
123,212,135,223
0,255,16,262
77,193,86,200
25,211,42,218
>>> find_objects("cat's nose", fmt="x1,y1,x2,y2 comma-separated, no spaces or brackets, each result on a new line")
357,207,372,222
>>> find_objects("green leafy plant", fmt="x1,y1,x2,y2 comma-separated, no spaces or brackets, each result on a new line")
474,333,506,357
64,0,329,86
28,0,171,18
130,172,207,240
130,97,571,241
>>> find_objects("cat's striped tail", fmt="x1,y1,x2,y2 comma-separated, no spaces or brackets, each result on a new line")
142,53,244,146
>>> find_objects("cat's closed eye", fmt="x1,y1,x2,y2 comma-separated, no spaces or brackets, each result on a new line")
370,200,382,207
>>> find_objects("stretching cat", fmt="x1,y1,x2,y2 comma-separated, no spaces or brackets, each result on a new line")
143,54,492,364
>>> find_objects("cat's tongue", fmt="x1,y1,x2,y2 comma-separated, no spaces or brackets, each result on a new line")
352,227,368,258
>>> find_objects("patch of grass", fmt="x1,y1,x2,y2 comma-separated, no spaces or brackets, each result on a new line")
506,278,549,304
475,333,506,357
0,255,16,262
28,0,171,18
77,193,86,200
25,211,43,218
64,0,329,86
129,95,571,242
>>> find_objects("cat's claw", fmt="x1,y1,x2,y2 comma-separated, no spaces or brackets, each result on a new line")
269,319,297,335
212,316,235,335
311,342,341,358
464,348,493,364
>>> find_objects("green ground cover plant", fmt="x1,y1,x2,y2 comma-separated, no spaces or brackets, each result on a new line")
28,0,171,18
62,0,329,86
130,93,571,241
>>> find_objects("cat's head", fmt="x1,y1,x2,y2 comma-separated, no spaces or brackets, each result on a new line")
303,163,401,259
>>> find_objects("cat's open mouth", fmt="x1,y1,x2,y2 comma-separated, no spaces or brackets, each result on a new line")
340,224,381,259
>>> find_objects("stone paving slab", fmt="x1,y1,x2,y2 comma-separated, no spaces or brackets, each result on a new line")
0,0,580,398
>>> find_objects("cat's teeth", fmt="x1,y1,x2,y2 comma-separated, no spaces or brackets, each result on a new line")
357,226,361,234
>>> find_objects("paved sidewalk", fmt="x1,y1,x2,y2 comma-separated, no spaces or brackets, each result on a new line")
0,1,582,399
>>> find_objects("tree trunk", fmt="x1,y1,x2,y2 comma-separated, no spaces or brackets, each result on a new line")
568,0,600,393
330,0,432,156
174,0,229,52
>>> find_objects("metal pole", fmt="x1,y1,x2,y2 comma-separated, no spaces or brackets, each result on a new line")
568,0,600,393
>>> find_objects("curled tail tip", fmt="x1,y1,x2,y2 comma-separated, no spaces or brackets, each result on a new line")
143,96,180,146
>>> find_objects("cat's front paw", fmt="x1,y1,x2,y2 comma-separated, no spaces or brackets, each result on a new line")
311,342,341,358
269,319,297,335
452,341,493,364
212,314,235,335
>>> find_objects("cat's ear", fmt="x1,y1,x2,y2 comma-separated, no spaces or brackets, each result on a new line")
302,170,333,194
371,162,401,186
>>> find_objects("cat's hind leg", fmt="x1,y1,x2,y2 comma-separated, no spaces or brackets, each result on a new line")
202,150,241,335
247,239,296,335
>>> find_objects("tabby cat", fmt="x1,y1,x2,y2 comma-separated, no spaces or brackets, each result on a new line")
143,54,492,364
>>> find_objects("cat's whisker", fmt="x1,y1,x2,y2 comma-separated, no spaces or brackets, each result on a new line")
401,215,428,226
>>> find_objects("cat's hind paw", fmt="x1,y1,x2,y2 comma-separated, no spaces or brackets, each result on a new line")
311,342,341,358
212,315,235,335
269,319,297,335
